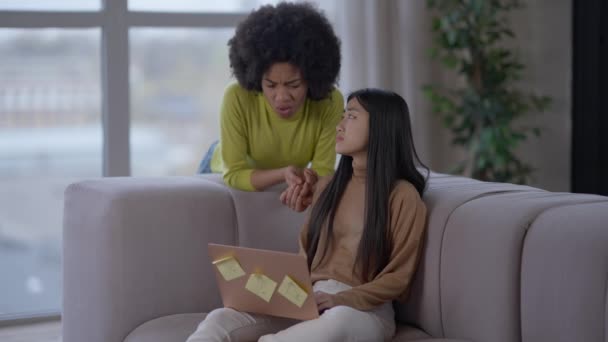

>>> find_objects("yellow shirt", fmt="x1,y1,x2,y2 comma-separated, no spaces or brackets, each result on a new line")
211,83,344,191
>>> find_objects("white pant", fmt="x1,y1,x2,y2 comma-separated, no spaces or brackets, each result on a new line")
186,279,395,342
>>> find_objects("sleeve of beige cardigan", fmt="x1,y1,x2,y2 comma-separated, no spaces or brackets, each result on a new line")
332,181,427,311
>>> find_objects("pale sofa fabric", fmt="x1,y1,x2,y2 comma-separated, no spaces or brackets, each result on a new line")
63,177,236,342
198,173,305,252
124,313,207,342
122,313,470,342
521,201,608,342
437,191,607,342
62,173,608,342
397,174,540,338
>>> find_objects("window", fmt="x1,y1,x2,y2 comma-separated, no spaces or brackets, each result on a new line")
0,28,101,319
0,0,338,322
129,28,233,176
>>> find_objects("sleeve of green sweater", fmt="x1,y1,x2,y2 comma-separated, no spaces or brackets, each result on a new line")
219,85,255,191
311,89,344,177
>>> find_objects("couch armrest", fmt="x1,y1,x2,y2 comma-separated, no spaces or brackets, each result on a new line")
521,201,608,342
62,176,237,342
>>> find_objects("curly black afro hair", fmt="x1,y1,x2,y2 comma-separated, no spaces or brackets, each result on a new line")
228,2,341,100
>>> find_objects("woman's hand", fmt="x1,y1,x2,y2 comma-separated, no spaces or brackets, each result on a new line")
280,168,318,212
302,168,318,186
314,291,337,312
280,184,312,212
283,166,304,186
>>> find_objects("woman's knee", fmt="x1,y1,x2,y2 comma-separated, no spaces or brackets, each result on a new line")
202,307,245,326
188,308,256,342
323,305,360,318
322,306,386,340
187,309,236,342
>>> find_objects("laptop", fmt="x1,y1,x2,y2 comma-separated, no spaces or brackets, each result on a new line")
208,243,319,321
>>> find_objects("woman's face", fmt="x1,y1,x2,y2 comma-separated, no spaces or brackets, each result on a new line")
261,62,308,119
336,97,369,157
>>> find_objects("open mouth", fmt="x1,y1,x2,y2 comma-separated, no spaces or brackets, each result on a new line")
276,106,292,116
275,104,293,117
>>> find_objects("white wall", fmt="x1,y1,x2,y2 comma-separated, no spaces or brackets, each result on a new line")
510,0,572,191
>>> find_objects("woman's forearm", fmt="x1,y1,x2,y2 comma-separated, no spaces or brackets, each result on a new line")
250,167,287,190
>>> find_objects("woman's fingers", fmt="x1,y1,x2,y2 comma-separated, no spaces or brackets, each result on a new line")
299,182,311,198
314,291,324,305
283,185,294,206
303,168,318,185
290,185,302,210
281,182,314,212
314,291,331,312
287,174,303,186
295,183,314,211
284,166,303,186
303,197,313,207
295,193,306,212
279,188,289,204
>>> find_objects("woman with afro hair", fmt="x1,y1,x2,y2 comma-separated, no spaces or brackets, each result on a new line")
197,2,343,192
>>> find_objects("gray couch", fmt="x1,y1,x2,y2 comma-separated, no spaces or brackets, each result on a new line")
62,173,608,342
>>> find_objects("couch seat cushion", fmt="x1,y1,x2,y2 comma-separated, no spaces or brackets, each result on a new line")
125,313,471,342
125,313,206,342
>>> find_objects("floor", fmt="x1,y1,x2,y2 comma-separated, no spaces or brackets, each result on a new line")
0,320,61,342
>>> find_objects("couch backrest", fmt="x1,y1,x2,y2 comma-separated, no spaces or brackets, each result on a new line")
395,173,608,342
200,174,306,253
203,173,608,342
395,173,540,341
519,201,608,342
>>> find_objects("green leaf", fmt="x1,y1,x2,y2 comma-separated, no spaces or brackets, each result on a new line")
476,155,488,170
422,85,436,99
452,136,469,146
446,30,458,46
532,95,552,110
511,132,526,141
471,0,484,15
449,162,466,175
494,153,507,168
443,115,456,126
502,28,515,37
441,53,460,69
440,17,452,31
432,17,441,30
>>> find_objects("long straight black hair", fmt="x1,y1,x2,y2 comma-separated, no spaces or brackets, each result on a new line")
305,88,429,281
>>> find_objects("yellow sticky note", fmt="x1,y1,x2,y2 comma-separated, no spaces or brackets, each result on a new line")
213,256,245,281
277,275,309,308
245,273,277,302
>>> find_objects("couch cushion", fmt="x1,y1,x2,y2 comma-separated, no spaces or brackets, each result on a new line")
124,313,206,342
63,177,235,342
124,313,469,342
393,324,433,340
199,174,307,253
521,201,608,342
396,174,539,337
438,191,606,342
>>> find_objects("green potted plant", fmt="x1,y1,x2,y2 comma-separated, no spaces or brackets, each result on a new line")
423,0,551,184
